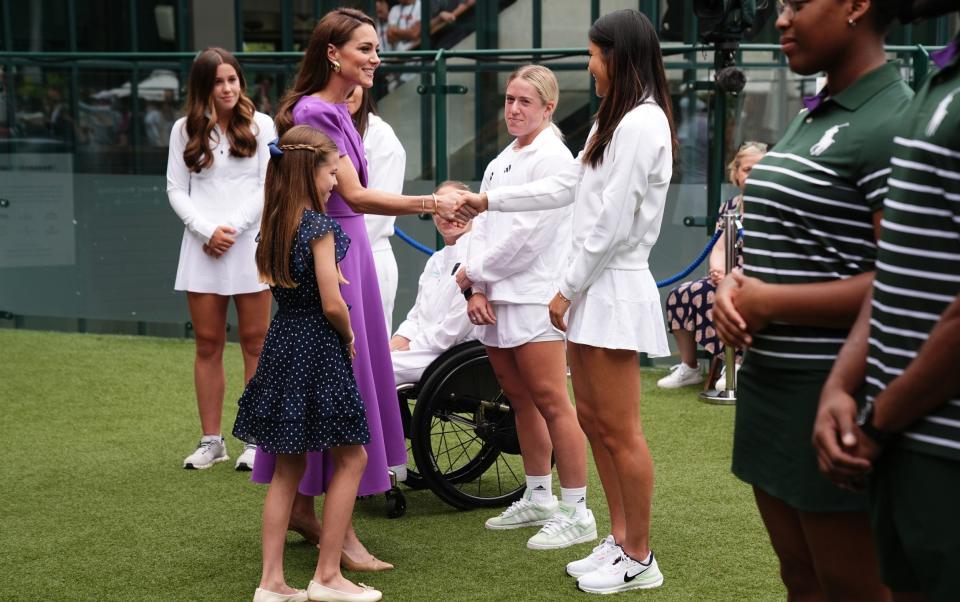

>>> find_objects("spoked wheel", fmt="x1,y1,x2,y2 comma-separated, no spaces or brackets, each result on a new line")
410,346,525,510
397,384,427,490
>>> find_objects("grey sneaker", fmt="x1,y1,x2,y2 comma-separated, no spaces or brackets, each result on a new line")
235,443,257,471
183,436,228,469
527,504,597,550
577,550,664,594
484,489,558,530
566,535,621,577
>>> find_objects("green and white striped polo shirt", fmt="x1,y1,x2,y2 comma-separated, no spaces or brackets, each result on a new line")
867,43,960,462
742,63,913,369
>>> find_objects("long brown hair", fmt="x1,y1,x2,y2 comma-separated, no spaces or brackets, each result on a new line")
583,10,677,168
275,8,376,137
256,125,340,288
182,47,258,172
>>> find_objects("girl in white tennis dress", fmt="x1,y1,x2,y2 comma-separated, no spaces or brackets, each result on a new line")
166,47,276,472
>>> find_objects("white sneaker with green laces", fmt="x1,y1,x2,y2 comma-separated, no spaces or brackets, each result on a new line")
527,503,597,550
484,490,558,530
577,550,664,594
566,535,620,577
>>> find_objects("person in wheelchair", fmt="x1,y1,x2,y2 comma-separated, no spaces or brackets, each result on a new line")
389,180,476,385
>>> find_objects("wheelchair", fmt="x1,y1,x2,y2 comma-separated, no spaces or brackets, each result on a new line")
395,340,526,511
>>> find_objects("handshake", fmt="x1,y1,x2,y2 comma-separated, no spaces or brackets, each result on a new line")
434,190,488,225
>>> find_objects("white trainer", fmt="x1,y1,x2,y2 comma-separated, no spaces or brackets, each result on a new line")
577,550,664,594
566,535,621,578
527,504,597,550
183,436,228,470
235,443,257,471
656,363,703,389
485,489,558,530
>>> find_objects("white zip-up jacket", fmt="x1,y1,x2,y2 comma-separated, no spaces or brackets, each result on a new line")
465,126,574,304
485,102,672,301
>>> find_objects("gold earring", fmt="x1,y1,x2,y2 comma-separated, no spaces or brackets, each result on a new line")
331,60,341,73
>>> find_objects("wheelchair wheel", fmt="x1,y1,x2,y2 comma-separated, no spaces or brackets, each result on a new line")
410,344,525,510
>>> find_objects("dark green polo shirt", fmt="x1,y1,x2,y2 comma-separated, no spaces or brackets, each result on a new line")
866,41,960,462
741,62,914,369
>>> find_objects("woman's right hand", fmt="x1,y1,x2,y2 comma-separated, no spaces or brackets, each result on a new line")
433,191,470,225
208,225,237,255
467,293,496,325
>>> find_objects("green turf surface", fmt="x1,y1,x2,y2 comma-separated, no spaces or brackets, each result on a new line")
1,330,783,601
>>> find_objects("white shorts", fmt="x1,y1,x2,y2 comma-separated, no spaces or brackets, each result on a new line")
476,303,564,349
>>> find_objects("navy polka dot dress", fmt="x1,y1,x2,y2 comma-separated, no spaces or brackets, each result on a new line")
232,210,371,454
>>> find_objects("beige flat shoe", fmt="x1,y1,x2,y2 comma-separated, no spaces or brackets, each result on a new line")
338,549,394,572
306,580,382,602
253,587,308,602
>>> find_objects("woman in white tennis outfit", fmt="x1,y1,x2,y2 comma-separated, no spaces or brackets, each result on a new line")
455,65,594,553
457,11,676,594
167,48,276,472
347,87,406,333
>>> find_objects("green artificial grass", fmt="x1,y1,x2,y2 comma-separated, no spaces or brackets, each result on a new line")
0,330,784,601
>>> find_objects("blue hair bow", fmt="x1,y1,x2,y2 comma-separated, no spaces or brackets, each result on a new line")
268,138,283,158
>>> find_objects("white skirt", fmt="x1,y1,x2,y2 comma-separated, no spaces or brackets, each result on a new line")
566,268,669,355
477,303,564,349
174,227,269,295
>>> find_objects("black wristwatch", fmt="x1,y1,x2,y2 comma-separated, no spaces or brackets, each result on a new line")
856,400,895,446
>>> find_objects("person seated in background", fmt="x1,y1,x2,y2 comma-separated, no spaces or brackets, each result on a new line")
385,0,422,89
657,141,766,389
390,180,475,385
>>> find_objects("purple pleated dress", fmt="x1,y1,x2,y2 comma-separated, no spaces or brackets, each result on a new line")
252,96,406,496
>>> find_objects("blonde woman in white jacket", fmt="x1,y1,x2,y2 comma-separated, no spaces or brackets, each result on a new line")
455,65,593,553
456,11,677,595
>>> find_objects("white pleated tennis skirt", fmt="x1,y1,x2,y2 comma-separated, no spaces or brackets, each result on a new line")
566,268,669,355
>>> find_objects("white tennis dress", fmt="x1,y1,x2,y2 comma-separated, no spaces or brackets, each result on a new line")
166,111,275,295
485,103,672,355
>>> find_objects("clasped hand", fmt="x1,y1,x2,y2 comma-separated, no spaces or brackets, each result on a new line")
203,225,237,258
812,385,879,491
713,271,769,348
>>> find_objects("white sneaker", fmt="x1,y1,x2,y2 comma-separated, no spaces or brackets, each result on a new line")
485,489,558,530
656,363,703,389
235,443,257,471
713,362,742,390
527,504,597,550
566,535,621,578
183,436,228,470
577,550,664,594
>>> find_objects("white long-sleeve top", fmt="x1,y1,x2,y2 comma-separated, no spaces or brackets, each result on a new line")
362,114,407,251
394,232,474,353
465,126,574,304
166,111,275,243
485,102,672,300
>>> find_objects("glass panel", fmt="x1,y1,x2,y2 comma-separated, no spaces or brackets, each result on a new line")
241,0,282,51
9,0,70,52
76,0,132,52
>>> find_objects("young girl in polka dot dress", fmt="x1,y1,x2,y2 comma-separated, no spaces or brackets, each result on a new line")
233,124,382,602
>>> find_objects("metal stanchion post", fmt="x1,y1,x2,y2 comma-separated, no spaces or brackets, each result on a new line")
699,210,738,405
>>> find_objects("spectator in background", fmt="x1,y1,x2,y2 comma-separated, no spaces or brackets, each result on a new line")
429,0,476,48
658,141,766,389
386,0,421,89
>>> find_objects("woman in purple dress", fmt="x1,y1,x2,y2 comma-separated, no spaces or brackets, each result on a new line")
253,7,462,570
